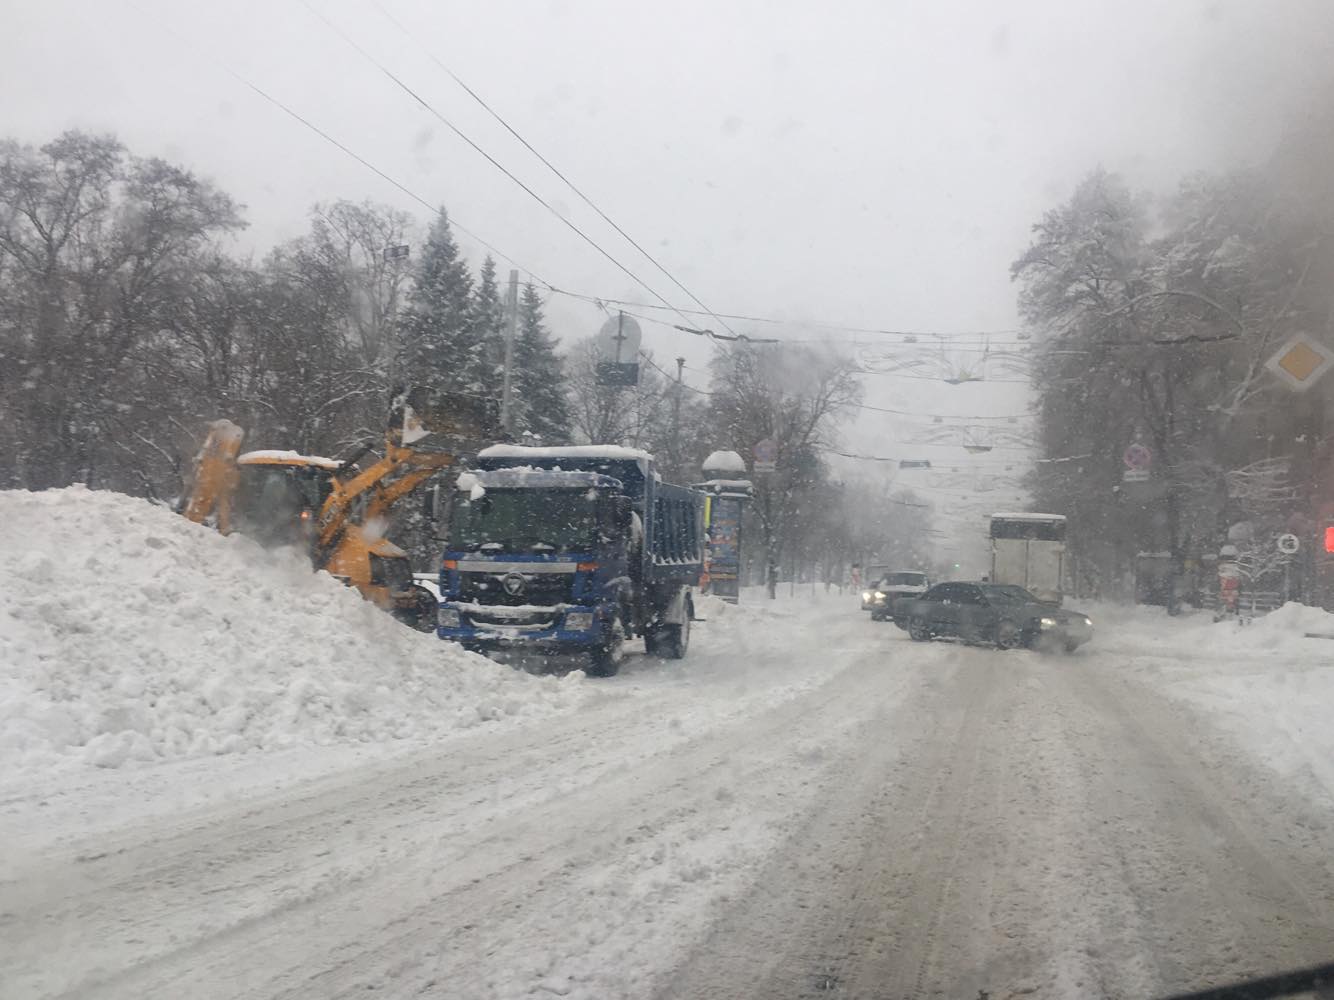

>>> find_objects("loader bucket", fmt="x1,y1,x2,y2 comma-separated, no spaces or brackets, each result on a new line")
388,386,499,450
181,419,245,528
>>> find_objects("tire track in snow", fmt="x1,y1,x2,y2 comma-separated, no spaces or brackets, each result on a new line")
2,619,918,1000
656,642,1334,1000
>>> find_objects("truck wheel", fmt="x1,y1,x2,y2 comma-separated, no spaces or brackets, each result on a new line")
657,616,690,659
588,615,626,678
908,617,931,642
394,585,438,633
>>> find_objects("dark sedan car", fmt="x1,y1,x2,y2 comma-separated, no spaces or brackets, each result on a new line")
899,582,1093,652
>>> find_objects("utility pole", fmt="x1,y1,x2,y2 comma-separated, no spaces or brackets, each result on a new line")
500,269,519,436
672,356,685,476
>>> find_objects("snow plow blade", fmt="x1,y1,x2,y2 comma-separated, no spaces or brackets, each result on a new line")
388,386,499,451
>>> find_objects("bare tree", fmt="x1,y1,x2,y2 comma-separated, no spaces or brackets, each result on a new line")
707,342,862,597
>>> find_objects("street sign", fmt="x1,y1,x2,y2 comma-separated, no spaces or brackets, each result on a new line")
1123,443,1152,470
1122,468,1150,483
596,313,642,363
753,438,777,474
595,313,642,386
1277,533,1300,555
383,244,410,261
1265,335,1334,392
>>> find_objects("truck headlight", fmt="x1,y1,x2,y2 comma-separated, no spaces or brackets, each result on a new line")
564,612,594,631
562,610,594,634
438,608,461,629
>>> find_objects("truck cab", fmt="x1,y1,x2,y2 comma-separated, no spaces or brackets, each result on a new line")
436,445,704,676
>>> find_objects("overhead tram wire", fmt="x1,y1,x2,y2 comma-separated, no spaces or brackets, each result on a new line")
142,4,1032,357
131,3,1036,357
302,2,703,332
369,0,741,340
124,0,553,291
550,291,1026,341
671,362,1032,421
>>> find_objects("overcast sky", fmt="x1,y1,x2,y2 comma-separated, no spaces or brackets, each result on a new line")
7,0,1333,564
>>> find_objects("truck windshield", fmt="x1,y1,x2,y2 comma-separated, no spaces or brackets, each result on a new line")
449,488,599,554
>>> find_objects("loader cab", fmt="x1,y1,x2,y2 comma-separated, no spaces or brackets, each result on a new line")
233,451,339,546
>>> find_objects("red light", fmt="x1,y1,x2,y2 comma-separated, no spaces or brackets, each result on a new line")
1324,526,1334,553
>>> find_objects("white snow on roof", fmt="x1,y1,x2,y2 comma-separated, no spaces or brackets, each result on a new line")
989,512,1066,522
472,468,620,490
238,449,340,470
698,478,754,495
479,444,653,463
703,450,747,474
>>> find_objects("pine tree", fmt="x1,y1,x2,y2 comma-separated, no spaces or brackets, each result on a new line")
470,255,506,397
512,282,571,443
396,209,478,394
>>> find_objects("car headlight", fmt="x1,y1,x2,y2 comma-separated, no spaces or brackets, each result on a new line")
438,608,461,629
862,591,873,602
564,612,594,631
1083,616,1093,627
1039,617,1058,628
874,591,886,600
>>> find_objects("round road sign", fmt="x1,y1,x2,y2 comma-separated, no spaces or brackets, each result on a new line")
1276,533,1300,555
1123,443,1152,470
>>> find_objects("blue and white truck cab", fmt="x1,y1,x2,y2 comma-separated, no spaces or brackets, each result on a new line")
436,445,705,676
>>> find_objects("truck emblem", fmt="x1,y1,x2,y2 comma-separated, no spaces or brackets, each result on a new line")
502,573,526,596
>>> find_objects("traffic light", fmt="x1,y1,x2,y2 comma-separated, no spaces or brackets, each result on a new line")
1325,526,1334,553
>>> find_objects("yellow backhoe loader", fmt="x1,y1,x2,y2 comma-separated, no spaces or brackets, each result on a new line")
182,388,493,631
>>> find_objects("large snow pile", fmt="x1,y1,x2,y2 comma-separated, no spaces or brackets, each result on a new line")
1093,600,1334,802
0,487,585,772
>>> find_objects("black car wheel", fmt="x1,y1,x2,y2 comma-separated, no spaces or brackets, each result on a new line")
995,620,1023,650
908,617,932,642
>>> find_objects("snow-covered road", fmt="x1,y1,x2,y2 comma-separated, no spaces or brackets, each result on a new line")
4,596,1334,999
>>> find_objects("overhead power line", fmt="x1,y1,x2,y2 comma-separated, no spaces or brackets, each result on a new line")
552,290,1026,341
370,0,740,340
125,0,553,289
852,400,1032,421
302,1,701,331
856,369,1032,386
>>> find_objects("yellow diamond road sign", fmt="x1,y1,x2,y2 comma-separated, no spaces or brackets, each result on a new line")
1266,335,1334,392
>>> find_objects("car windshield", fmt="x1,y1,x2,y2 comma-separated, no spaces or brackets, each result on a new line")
449,488,599,554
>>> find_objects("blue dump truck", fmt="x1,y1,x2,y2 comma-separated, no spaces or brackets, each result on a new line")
435,445,705,676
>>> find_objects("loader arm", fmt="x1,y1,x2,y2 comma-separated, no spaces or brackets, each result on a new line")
181,420,245,534
310,387,495,564
314,443,458,556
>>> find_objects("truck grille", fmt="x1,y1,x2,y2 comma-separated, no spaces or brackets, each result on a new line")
467,609,557,629
457,571,575,607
